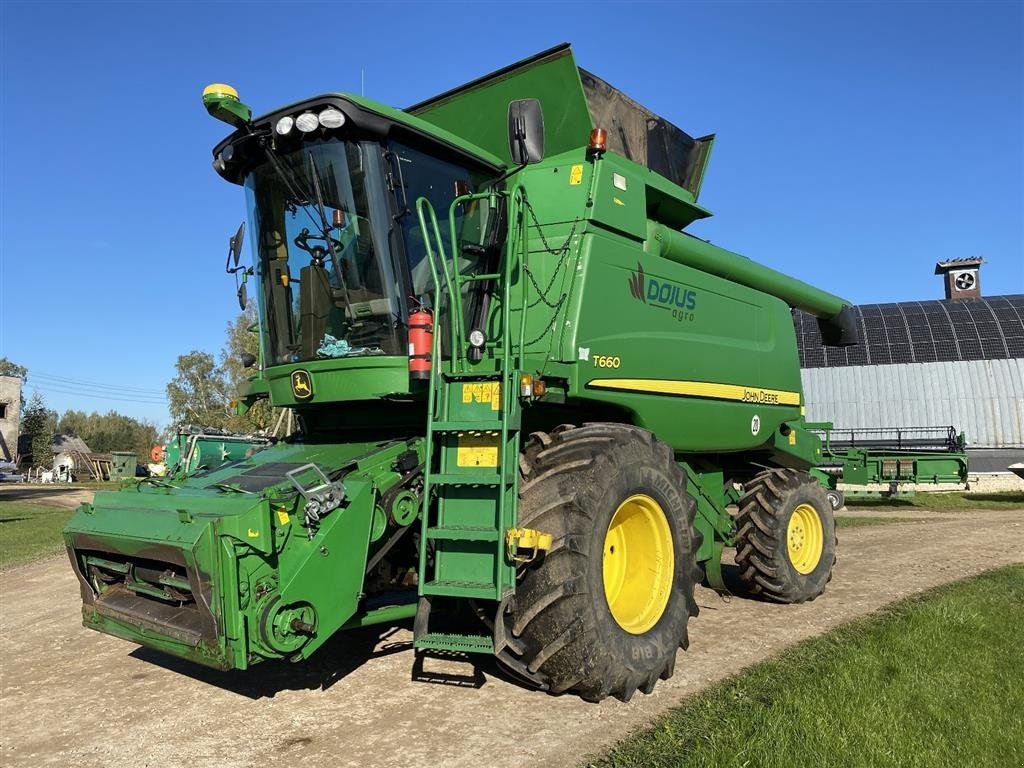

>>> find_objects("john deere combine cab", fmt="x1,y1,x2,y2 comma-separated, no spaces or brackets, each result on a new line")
65,45,864,702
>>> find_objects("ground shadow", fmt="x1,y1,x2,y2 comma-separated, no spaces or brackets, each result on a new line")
0,487,85,505
127,612,533,699
700,562,756,604
130,620,414,699
120,565,779,700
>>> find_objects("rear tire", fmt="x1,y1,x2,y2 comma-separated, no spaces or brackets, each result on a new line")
496,423,701,702
826,488,845,511
735,469,837,604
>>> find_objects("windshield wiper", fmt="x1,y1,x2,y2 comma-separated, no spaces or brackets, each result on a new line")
261,143,313,212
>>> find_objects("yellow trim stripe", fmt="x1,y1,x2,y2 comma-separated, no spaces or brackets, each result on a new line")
587,378,801,406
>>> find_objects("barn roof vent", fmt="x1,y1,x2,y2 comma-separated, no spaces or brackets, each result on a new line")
935,257,984,301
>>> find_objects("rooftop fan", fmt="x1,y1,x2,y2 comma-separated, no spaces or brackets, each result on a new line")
953,271,976,291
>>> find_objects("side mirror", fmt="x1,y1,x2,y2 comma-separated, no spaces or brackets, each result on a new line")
237,272,248,310
240,353,257,368
226,221,246,273
507,99,545,166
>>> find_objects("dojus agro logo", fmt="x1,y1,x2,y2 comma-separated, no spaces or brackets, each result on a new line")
628,262,697,321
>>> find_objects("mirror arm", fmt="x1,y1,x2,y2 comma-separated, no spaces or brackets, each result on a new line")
487,161,528,191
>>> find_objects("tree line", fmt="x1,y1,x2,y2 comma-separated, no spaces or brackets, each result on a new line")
16,392,159,468
5,307,270,469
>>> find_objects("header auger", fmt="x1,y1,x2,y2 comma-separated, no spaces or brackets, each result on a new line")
66,44,857,702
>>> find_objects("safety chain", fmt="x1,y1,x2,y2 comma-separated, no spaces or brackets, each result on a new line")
520,202,580,347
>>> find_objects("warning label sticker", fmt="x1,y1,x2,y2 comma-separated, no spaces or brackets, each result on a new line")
462,382,501,411
457,432,500,467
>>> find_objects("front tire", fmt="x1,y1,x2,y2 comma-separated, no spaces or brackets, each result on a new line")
497,423,701,702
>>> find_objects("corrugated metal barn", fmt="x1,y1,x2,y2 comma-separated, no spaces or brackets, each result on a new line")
794,281,1024,472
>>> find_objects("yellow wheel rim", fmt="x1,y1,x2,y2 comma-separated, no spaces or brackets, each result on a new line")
787,503,824,574
602,494,674,634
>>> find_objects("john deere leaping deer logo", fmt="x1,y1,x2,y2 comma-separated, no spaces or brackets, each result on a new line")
291,370,313,400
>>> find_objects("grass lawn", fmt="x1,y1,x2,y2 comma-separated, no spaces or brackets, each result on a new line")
0,502,74,569
586,565,1024,768
846,491,1024,511
834,515,930,528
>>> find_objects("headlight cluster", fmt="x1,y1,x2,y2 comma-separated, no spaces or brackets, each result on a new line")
275,107,346,136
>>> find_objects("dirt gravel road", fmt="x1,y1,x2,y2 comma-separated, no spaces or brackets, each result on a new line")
2,508,1022,768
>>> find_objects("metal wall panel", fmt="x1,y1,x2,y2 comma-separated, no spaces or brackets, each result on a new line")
801,358,1024,448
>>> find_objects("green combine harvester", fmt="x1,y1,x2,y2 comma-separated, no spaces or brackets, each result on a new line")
64,45,946,702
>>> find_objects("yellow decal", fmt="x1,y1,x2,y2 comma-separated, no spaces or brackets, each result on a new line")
593,355,621,369
247,528,260,538
461,382,501,411
457,432,500,467
587,378,801,406
613,197,625,206
276,509,290,525
788,431,797,445
569,164,584,185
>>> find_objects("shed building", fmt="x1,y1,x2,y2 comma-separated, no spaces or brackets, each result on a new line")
795,260,1023,472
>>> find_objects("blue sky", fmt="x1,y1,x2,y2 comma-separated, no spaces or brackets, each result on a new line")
2,1,1021,427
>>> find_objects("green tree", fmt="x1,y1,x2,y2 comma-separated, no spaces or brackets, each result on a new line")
21,392,56,468
166,350,234,429
166,307,272,434
0,357,27,380
57,409,89,439
219,306,271,432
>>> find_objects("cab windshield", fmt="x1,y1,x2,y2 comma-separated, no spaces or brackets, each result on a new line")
245,139,401,365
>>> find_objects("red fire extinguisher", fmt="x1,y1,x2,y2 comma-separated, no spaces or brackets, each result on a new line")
408,305,433,380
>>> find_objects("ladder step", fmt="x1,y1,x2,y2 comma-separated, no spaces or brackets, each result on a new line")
426,526,501,541
430,473,508,487
422,579,498,598
431,421,501,432
415,632,494,654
